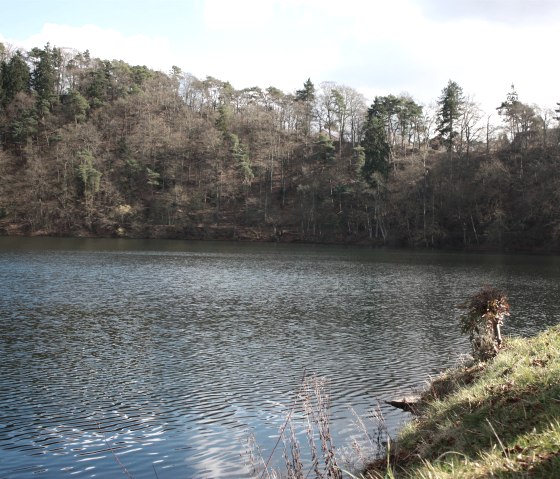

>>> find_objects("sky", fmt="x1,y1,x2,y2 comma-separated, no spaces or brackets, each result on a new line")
1,0,559,115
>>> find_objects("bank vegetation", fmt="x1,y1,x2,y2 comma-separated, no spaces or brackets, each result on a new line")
365,325,560,478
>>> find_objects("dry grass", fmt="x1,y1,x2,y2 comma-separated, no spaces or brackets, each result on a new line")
365,325,560,478
248,374,391,479
251,326,560,479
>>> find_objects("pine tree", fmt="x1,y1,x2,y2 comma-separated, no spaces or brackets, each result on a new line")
361,106,390,184
437,80,464,152
295,78,315,136
1,51,30,106
295,77,315,103
30,44,57,116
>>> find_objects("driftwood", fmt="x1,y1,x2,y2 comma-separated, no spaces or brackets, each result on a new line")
385,395,421,414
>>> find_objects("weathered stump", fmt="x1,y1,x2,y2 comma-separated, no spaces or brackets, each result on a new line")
385,395,421,414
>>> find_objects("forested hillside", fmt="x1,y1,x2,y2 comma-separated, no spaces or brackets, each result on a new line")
1,43,559,250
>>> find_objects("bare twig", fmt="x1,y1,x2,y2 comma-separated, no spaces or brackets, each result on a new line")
260,369,307,479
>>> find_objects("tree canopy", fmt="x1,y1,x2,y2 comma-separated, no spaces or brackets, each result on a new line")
437,80,465,152
0,42,559,251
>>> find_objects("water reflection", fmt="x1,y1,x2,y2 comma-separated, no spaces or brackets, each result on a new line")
0,238,559,478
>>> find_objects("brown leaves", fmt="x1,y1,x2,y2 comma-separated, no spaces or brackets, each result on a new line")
503,444,560,473
459,286,510,361
531,358,548,368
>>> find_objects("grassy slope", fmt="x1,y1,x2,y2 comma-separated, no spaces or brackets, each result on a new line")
367,326,560,478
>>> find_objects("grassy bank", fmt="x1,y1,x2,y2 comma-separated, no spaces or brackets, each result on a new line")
366,325,560,478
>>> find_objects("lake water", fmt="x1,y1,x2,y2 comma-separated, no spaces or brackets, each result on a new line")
0,237,559,478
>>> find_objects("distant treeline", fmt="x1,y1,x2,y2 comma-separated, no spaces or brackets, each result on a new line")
0,42,559,250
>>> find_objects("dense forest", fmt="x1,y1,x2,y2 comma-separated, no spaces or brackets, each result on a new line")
0,42,559,250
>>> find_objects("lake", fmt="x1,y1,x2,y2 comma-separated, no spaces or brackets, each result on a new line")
0,237,559,478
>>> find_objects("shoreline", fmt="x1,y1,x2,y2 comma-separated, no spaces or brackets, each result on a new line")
365,326,560,478
2,227,560,255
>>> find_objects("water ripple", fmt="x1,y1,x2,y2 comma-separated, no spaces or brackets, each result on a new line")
1,239,559,477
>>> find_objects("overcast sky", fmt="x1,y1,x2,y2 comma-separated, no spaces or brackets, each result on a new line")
1,0,558,114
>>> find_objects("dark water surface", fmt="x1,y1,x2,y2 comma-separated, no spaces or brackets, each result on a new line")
0,237,559,478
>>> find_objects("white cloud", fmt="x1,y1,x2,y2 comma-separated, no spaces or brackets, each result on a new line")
6,23,175,71
203,0,276,29
3,1,558,115
417,0,560,25
316,1,559,113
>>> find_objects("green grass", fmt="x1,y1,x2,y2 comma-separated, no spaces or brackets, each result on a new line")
365,325,560,478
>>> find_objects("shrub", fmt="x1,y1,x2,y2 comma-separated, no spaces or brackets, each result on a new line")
459,286,510,361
